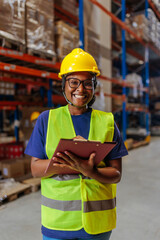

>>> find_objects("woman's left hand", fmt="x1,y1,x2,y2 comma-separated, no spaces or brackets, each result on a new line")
52,151,96,176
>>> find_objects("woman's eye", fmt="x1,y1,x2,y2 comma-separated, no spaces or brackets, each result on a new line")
70,80,78,85
85,81,92,86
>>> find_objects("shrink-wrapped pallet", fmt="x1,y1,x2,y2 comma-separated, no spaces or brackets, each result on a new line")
0,0,25,46
131,14,149,42
148,8,157,44
55,20,79,60
115,13,149,42
84,27,101,67
26,0,55,59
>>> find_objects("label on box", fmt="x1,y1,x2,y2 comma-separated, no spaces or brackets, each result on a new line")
3,168,8,176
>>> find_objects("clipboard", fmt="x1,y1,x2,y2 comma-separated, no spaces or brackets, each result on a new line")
45,139,117,175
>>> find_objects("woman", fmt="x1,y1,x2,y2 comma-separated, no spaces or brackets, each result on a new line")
25,48,128,240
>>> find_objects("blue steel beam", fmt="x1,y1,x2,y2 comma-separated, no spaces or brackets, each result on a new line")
145,0,150,135
122,0,127,140
79,0,84,49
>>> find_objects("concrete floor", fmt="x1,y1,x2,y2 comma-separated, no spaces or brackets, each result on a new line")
0,136,160,240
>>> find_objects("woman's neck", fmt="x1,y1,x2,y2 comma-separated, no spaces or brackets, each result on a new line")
68,104,89,115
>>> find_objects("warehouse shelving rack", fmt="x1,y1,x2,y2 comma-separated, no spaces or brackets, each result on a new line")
0,53,65,140
1,0,160,143
79,0,160,144
0,4,80,141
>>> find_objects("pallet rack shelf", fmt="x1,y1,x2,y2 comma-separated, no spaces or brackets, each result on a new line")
1,0,160,143
54,4,79,26
0,62,59,80
84,0,160,142
0,2,81,142
0,47,61,71
99,75,148,92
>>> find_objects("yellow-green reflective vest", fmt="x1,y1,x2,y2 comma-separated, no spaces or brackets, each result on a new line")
41,105,116,234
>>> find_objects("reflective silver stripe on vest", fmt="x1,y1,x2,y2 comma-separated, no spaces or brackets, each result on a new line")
42,195,116,212
84,198,116,212
42,195,82,211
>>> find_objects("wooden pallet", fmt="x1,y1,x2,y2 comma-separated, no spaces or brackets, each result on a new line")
132,140,149,149
22,177,41,192
0,183,31,204
0,36,25,52
27,48,56,62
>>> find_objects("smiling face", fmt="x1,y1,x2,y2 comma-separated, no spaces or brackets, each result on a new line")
65,72,94,115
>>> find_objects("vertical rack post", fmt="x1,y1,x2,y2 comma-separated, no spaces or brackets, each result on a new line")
40,86,45,105
145,0,150,135
122,0,127,140
48,79,53,107
79,0,84,49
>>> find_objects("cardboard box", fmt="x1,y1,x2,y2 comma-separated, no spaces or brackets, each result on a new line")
2,159,25,179
0,0,25,44
116,13,149,42
155,102,160,110
55,20,79,60
26,0,55,59
85,27,101,67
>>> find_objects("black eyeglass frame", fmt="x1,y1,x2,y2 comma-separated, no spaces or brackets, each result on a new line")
66,77,95,90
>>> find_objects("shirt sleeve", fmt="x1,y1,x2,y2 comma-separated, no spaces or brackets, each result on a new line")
105,122,128,161
24,110,49,159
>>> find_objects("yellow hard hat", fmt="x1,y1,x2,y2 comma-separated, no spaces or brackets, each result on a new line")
58,48,100,78
30,111,40,122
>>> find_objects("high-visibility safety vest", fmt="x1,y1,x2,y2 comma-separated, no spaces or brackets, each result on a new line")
41,105,116,234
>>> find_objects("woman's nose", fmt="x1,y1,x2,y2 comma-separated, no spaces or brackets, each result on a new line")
76,81,85,91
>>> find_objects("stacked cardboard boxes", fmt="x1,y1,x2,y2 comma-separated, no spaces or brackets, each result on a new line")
116,13,149,42
1,160,25,179
0,157,31,179
116,9,160,50
55,20,79,60
0,0,25,46
150,77,160,96
131,14,149,42
148,8,157,44
0,80,15,100
85,27,101,67
26,0,56,59
148,8,160,49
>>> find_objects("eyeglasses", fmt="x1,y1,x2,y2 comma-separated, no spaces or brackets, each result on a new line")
66,78,94,90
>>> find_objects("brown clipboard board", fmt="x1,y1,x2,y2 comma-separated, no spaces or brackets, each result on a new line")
44,139,117,175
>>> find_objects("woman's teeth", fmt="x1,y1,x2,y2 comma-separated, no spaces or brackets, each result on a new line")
74,95,85,99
